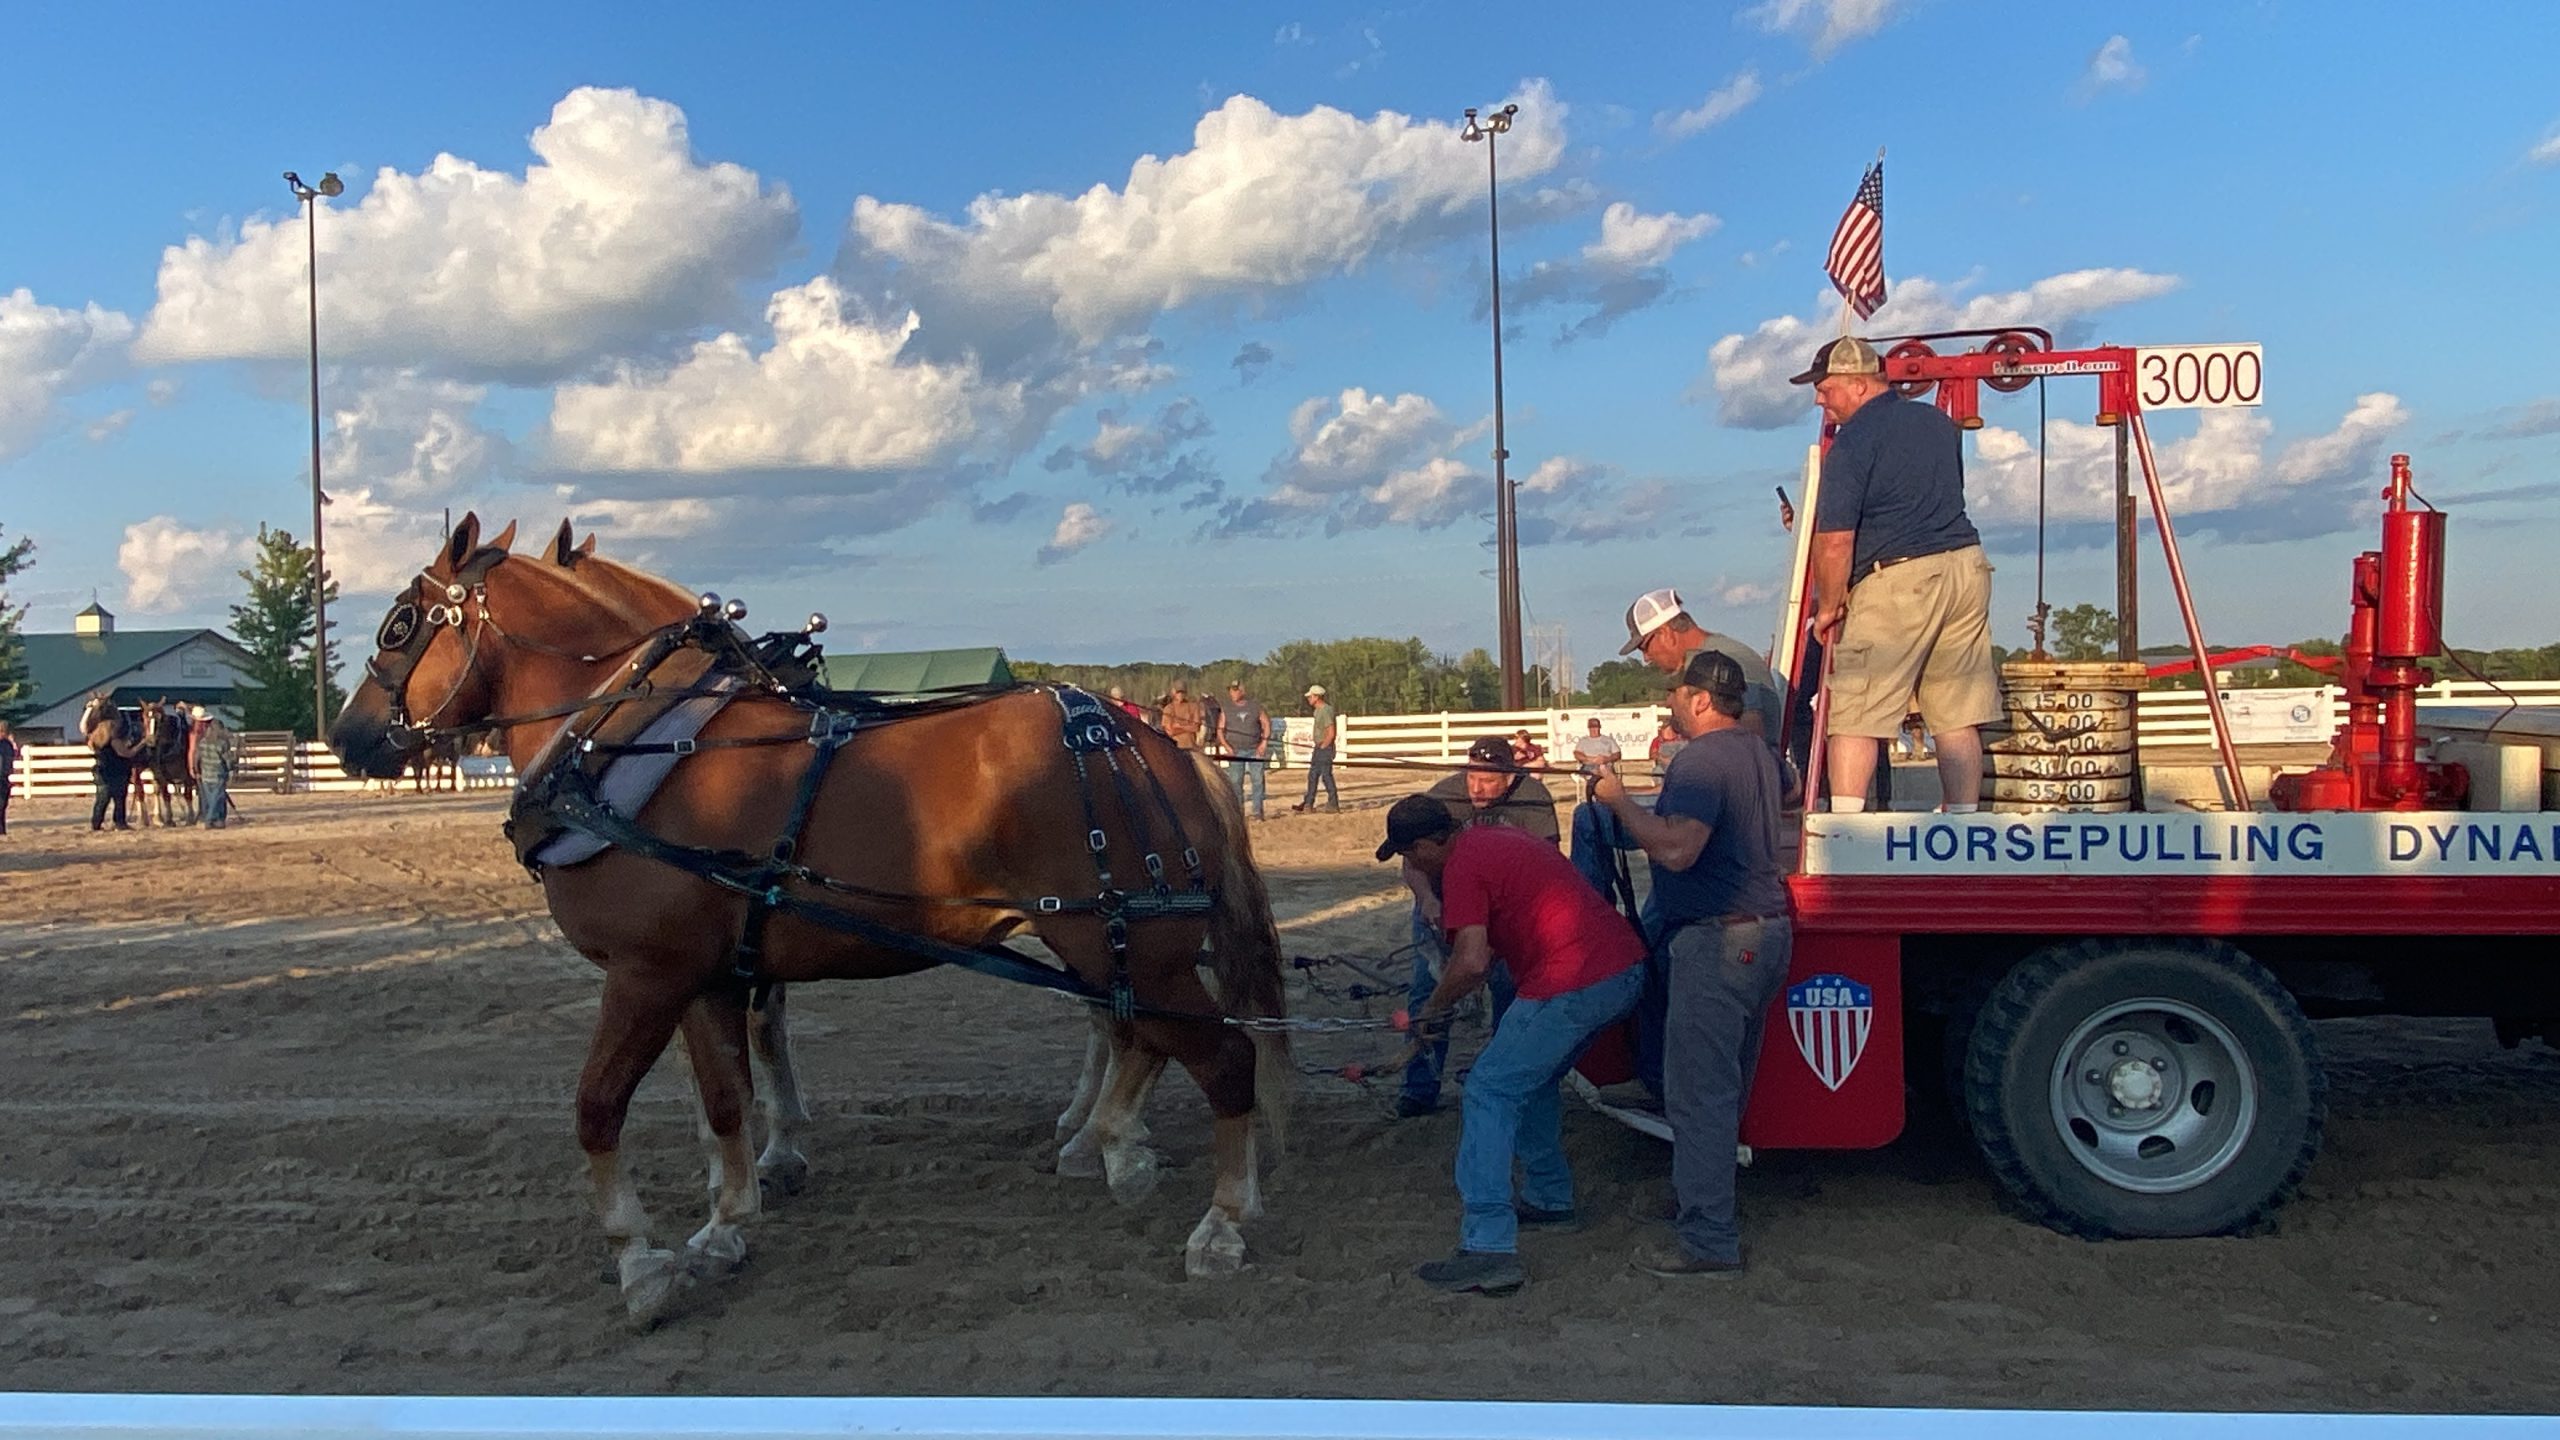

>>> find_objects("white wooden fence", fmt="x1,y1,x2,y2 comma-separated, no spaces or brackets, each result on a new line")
10,680,2553,801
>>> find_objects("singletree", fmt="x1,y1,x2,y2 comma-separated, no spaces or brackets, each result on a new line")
229,526,343,738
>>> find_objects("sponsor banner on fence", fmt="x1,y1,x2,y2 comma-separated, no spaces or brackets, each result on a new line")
1807,811,2560,878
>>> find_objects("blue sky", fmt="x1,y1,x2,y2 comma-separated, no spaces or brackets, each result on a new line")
3,0,2556,684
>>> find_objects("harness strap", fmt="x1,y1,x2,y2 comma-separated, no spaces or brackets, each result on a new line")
731,727,849,986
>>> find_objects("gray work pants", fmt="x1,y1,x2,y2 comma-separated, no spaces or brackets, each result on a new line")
1664,914,1794,1264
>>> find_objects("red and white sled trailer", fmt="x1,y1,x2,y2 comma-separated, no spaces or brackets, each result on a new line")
1645,331,2560,1239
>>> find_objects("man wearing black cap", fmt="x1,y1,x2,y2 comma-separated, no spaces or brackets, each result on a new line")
1791,335,1998,813
1379,793,1646,1296
1593,649,1792,1277
1393,734,1561,1118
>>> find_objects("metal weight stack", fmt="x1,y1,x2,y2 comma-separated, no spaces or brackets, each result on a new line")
1984,660,2149,813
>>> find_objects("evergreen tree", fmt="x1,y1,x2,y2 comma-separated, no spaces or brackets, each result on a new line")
0,523,33,721
228,526,343,738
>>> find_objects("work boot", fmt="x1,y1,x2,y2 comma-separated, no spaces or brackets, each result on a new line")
1631,1239,1745,1278
1393,1093,1440,1119
1514,1201,1583,1234
1414,1250,1526,1296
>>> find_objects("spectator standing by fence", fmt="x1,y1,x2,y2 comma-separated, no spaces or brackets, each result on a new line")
0,720,16,836
1218,682,1271,820
1159,682,1204,751
1293,685,1339,813
189,705,238,829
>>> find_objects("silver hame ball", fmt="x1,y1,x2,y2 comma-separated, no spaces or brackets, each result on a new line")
805,613,829,635
723,599,749,622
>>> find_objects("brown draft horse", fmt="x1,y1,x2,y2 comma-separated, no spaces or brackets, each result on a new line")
132,700,199,826
533,525,1180,1194
330,515,1289,1324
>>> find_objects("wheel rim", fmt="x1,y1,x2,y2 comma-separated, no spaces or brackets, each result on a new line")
2047,997,2258,1195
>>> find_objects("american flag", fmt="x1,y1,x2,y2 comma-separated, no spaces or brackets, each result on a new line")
1825,161,1886,320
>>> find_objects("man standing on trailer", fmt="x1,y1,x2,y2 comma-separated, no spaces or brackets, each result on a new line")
1593,650,1792,1276
1793,336,1999,813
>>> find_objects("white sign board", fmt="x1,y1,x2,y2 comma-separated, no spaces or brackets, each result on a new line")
2132,343,2264,410
1805,811,2560,878
2214,687,2334,745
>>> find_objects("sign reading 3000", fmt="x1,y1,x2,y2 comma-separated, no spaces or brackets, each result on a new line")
2133,343,2264,410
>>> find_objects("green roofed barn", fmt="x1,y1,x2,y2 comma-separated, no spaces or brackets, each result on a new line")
818,647,1012,697
10,602,258,742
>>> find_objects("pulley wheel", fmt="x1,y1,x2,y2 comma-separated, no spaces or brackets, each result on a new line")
1983,330,2042,393
1885,340,1937,398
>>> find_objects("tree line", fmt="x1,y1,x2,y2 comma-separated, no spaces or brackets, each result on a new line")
1014,638,1558,718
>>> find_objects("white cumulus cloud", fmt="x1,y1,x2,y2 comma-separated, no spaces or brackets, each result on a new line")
1657,72,1763,138
1501,202,1719,344
1699,267,2183,429
136,87,798,383
1037,502,1114,565
839,83,1570,371
1746,0,1905,57
2527,124,2560,167
324,373,506,501
0,288,134,464
542,277,1013,476
117,517,254,615
1584,202,1720,269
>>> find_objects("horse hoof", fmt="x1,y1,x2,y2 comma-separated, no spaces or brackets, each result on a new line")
757,1150,811,1200
1055,1138,1105,1180
685,1224,748,1276
1105,1150,1162,1206
1184,1210,1249,1279
618,1248,692,1327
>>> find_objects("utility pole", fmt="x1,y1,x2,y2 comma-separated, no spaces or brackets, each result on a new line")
1463,104,1525,709
285,169,344,737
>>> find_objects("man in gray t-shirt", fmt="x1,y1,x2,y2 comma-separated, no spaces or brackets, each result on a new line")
1218,682,1271,820
1616,587,1781,744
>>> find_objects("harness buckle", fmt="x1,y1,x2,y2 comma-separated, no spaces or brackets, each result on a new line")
1087,828,1108,854
670,737,696,756
1036,896,1065,914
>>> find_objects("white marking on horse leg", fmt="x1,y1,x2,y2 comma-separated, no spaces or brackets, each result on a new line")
1055,1022,1119,1180
1097,1047,1170,1206
685,1127,757,1274
1185,1114,1259,1278
587,1149,687,1325
746,986,812,1197
1055,1015,1110,1145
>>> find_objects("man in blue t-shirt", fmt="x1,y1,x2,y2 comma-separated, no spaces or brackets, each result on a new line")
1793,336,1999,814
1593,649,1793,1278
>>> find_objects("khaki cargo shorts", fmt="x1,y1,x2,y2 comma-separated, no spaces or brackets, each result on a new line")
1829,545,2001,738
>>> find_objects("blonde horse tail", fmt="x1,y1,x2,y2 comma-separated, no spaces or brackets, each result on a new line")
1188,750,1290,1155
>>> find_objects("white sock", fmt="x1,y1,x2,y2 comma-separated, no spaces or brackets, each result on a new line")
1939,802,1980,814
1828,797,1867,814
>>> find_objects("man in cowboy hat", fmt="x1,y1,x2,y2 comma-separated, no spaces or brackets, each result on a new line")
1158,680,1204,751
1291,684,1339,813
187,704,239,829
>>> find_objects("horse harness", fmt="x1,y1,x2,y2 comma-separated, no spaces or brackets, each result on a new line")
366,575,1216,1023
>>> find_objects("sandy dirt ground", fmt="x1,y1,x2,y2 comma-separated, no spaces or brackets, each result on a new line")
3,775,2558,1412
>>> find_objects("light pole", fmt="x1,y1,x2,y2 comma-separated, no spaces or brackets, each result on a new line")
284,169,342,739
1462,105,1525,710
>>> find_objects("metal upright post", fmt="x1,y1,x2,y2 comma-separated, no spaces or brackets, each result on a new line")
2116,420,2139,661
1464,105,1525,709
285,171,343,739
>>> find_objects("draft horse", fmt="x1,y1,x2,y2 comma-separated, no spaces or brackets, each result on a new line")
133,700,199,826
329,515,1289,1324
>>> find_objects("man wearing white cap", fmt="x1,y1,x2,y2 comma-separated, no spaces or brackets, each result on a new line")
1292,685,1339,813
1617,588,1782,743
186,704,238,829
1790,335,1997,813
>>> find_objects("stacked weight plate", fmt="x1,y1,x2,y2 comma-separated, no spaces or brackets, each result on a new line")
1984,659,2148,812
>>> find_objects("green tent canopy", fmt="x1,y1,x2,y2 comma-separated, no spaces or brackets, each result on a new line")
819,647,1013,697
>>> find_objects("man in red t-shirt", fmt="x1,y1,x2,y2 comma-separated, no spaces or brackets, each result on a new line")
1378,794,1645,1297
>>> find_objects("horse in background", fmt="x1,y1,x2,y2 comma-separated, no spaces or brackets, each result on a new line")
331,514,1289,1326
132,700,198,826
405,733,463,793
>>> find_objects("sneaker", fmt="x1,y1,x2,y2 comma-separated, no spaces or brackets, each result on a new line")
1514,1202,1583,1234
1631,1238,1745,1278
1592,1081,1665,1115
1393,1094,1440,1119
1414,1250,1526,1296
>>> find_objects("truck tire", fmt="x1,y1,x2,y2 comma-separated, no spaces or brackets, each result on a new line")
1963,938,2325,1239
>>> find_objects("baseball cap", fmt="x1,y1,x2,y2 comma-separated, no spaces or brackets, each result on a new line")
1672,649,1749,706
1375,793,1460,861
1305,684,1326,698
1787,336,1883,386
1465,734,1516,769
1618,587,1688,655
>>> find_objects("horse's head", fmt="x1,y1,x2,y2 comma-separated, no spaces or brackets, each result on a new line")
80,693,125,748
330,512,520,778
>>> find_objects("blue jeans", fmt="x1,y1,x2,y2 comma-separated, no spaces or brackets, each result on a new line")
199,768,230,826
1299,744,1337,808
1666,917,1795,1263
1399,906,1516,1108
1456,965,1644,1254
1224,755,1265,817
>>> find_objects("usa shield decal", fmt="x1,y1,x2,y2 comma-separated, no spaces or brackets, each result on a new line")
1787,974,1873,1092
